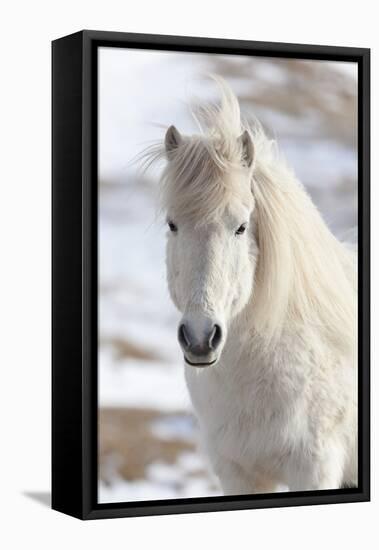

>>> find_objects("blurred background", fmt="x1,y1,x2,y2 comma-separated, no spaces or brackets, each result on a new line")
98,47,358,503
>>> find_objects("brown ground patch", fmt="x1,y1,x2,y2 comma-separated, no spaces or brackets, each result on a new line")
99,407,196,483
101,336,162,362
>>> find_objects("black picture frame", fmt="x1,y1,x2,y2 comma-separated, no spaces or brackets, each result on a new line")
52,30,370,520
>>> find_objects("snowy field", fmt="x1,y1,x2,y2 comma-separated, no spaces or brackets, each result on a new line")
98,48,358,503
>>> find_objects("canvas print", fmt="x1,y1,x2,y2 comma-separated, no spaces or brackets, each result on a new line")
98,47,358,503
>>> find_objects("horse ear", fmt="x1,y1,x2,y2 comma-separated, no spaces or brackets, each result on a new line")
165,125,182,155
238,130,255,168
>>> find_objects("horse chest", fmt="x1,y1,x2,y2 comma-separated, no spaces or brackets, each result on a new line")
185,351,310,465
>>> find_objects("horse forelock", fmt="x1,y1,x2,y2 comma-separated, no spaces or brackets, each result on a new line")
162,136,253,224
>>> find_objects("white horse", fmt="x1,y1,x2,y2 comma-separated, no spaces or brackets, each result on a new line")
144,78,357,494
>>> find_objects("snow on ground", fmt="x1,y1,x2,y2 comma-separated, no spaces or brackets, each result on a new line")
98,48,358,503
99,450,220,503
99,348,190,411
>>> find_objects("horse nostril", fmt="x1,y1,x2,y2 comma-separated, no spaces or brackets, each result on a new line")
178,324,191,351
209,324,222,350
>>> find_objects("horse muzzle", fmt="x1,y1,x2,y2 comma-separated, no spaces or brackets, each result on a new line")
177,313,224,367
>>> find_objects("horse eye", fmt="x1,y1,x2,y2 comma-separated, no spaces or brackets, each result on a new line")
168,220,178,233
235,223,247,235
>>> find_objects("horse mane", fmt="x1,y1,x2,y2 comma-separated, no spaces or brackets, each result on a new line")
251,143,357,351
141,77,357,352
